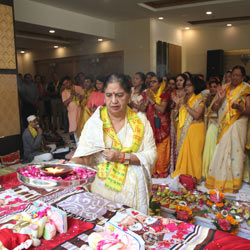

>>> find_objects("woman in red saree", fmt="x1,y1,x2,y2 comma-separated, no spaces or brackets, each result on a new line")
142,76,171,177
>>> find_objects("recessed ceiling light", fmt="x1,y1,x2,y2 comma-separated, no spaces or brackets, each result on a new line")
206,11,212,15
185,27,190,30
158,17,164,20
227,23,232,27
49,30,55,33
54,45,59,48
98,38,103,42
20,50,25,54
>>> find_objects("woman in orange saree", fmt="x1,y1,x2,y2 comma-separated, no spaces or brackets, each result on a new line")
142,76,171,177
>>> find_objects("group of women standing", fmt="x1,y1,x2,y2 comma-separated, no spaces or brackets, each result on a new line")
64,65,249,206
129,66,250,194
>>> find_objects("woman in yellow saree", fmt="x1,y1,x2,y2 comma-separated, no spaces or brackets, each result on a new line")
202,79,219,179
72,74,157,214
77,76,95,138
171,77,206,181
206,65,250,193
170,74,188,174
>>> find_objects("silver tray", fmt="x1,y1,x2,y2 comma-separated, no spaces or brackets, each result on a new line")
17,163,96,189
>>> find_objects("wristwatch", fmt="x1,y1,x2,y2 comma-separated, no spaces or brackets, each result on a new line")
124,153,130,165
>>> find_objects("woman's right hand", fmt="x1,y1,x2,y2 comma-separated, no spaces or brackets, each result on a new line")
146,89,153,101
71,89,76,95
217,87,226,101
90,104,97,113
102,149,122,162
172,94,180,105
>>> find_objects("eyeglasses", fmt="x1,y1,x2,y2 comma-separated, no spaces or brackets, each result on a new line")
232,73,242,77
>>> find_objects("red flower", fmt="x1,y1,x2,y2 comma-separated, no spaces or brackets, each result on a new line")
177,210,190,221
131,211,139,216
218,218,232,231
210,193,223,203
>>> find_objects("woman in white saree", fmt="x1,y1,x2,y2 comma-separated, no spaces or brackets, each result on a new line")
206,65,250,193
72,74,157,214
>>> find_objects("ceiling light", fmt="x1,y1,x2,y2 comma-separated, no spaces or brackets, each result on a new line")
20,50,25,54
158,17,164,20
49,30,55,33
54,45,59,48
227,23,232,27
206,11,212,15
98,38,103,42
185,27,190,30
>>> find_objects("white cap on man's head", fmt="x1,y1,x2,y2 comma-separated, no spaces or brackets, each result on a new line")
27,115,37,122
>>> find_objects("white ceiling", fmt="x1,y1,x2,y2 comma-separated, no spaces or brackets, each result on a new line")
15,0,250,50
28,0,250,24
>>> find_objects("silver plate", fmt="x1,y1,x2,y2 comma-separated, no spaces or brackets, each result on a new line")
17,163,97,189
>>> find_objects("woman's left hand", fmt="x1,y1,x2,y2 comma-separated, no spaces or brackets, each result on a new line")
102,148,122,162
232,102,244,112
146,90,154,103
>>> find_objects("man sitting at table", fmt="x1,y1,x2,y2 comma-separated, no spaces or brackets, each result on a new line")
22,115,56,163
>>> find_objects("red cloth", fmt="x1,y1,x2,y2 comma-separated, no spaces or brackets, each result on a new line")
0,228,31,250
0,172,21,190
30,218,95,250
205,231,250,250
143,91,171,143
87,92,105,110
0,151,20,166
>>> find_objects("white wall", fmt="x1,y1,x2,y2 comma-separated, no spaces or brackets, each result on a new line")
182,24,250,76
14,0,115,39
114,19,150,75
18,19,151,77
150,19,183,72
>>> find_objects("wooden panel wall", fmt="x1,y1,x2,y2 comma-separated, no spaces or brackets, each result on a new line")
168,43,182,77
224,51,250,74
35,51,124,83
0,0,21,155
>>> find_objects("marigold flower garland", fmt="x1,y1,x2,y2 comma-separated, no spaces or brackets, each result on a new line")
207,190,225,208
176,205,194,224
213,212,239,234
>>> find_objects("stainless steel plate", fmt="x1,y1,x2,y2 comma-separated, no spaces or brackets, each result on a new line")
17,163,96,189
